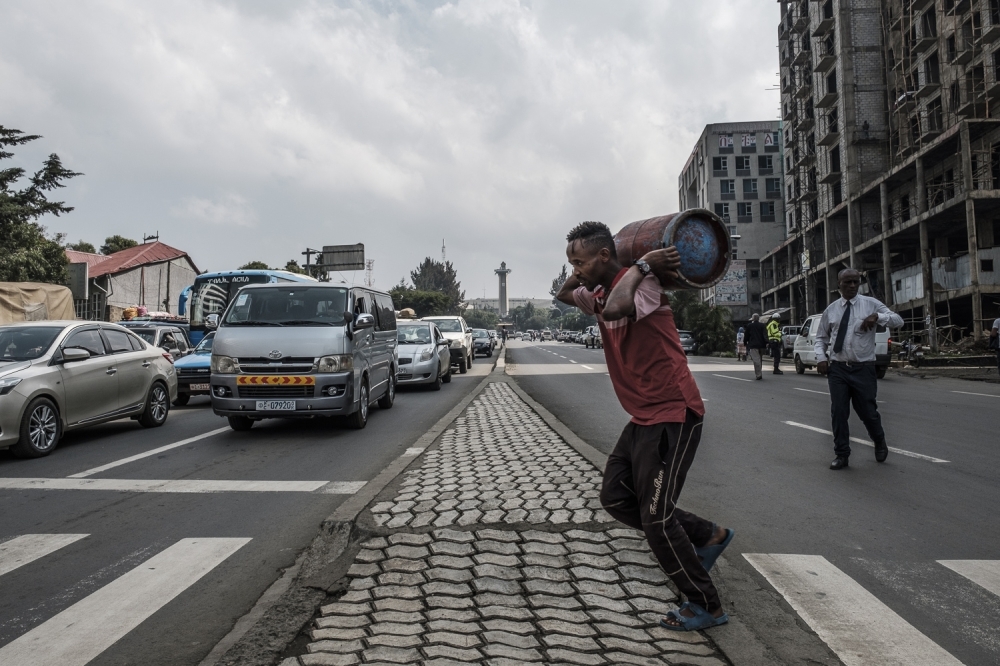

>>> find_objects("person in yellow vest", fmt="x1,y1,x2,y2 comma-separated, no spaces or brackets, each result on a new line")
766,315,783,375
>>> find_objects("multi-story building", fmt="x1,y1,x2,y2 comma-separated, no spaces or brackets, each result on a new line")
764,0,1000,348
678,121,788,323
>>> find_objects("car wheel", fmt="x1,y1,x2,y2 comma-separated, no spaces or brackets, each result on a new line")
467,351,473,367
138,382,170,428
173,393,190,407
346,377,369,429
795,355,805,375
487,349,492,358
876,365,887,379
431,370,442,391
458,355,468,374
228,415,254,431
12,397,61,458
442,366,452,383
378,372,396,409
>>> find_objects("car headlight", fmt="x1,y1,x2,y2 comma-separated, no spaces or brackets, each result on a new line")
0,377,22,396
317,354,354,373
419,349,435,362
211,355,237,374
450,339,463,348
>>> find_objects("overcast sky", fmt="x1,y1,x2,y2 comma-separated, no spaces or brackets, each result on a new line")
2,0,780,300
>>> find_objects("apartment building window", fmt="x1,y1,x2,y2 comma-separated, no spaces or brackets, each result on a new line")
736,156,752,176
983,259,995,272
827,71,838,95
760,201,776,222
950,81,961,111
766,131,780,153
715,203,731,221
766,178,782,198
786,155,793,171
758,155,774,174
750,269,760,279
743,179,758,199
721,179,736,200
927,97,944,133
720,135,734,154
947,34,957,63
713,156,728,176
737,202,754,223
901,195,911,222
924,53,941,86
833,181,843,206
830,146,841,173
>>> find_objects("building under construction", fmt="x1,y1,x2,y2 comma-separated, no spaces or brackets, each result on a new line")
764,0,1000,347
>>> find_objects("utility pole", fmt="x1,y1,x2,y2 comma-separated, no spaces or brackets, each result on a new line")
442,239,446,263
302,248,322,278
365,260,375,287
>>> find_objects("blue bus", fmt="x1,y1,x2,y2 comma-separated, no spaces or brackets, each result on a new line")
185,270,318,343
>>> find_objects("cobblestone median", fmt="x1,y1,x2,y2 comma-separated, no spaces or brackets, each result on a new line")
287,382,728,666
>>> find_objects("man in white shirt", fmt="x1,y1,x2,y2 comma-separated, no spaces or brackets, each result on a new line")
814,268,904,470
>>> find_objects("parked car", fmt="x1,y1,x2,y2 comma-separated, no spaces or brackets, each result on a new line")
678,330,698,355
793,314,890,378
209,283,398,431
781,326,798,357
584,326,603,349
0,321,176,458
422,316,474,373
396,321,451,390
122,325,192,362
472,329,493,358
172,332,214,406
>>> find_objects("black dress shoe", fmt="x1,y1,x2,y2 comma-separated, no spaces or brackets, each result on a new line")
875,441,888,463
773,370,784,375
830,457,849,470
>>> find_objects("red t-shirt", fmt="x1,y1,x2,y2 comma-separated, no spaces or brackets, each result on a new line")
574,268,704,425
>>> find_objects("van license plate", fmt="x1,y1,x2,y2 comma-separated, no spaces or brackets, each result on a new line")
190,383,209,391
256,400,296,411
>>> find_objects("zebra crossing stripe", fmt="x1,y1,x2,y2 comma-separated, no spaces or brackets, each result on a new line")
0,478,330,493
744,553,963,666
0,534,88,577
938,560,1000,598
0,537,250,666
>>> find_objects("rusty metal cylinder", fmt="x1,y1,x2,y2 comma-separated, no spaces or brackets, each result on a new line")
613,208,732,290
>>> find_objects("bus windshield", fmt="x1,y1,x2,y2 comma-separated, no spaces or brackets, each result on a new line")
189,274,273,328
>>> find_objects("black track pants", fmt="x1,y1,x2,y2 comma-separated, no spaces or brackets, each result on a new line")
600,411,721,613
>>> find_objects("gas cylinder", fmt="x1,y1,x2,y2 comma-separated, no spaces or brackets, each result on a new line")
613,208,731,290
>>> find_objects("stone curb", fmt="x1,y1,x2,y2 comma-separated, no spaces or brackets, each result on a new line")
202,350,504,666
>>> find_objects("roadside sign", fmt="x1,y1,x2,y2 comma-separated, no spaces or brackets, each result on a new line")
319,244,365,271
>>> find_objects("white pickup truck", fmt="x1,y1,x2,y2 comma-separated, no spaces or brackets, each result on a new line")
792,314,891,378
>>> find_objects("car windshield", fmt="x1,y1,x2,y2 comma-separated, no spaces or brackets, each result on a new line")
194,333,215,352
398,324,433,344
222,287,348,326
132,329,156,343
472,330,488,338
0,326,63,361
427,319,462,332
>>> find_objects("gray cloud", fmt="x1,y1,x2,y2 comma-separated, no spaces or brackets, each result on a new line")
1,0,779,299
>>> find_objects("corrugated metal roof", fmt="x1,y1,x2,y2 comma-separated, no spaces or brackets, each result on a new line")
65,242,199,278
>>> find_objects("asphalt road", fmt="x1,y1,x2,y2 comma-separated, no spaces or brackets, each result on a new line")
508,339,1000,666
0,351,494,666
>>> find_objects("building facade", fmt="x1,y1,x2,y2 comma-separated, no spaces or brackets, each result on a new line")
764,0,1000,347
678,121,788,322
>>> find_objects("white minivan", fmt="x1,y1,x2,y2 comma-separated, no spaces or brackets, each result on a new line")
793,314,891,378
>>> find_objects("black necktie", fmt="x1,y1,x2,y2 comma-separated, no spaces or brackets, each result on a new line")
832,300,851,354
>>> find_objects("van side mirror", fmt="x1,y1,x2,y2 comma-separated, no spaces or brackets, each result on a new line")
354,313,375,329
61,347,91,363
206,314,219,329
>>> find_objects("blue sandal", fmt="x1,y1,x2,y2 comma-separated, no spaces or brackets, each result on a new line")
660,601,729,632
694,527,734,573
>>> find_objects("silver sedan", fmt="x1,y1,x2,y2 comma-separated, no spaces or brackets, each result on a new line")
396,321,451,390
0,321,177,458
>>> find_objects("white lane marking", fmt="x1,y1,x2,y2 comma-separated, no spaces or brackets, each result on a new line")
951,390,1000,398
712,374,752,382
744,554,963,666
795,388,829,395
403,447,425,456
938,560,1000,598
570,360,578,364
0,538,251,666
781,421,949,463
68,427,230,478
315,481,368,494
0,478,338,493
0,534,89,577
581,365,594,370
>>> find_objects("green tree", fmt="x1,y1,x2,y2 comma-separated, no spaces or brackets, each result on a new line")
66,240,96,253
283,259,306,274
464,309,499,329
0,126,81,283
550,264,572,313
389,282,452,317
410,258,465,314
667,290,735,354
238,260,271,270
100,234,138,255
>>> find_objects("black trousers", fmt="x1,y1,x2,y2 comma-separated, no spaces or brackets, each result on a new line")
769,341,782,370
600,411,720,613
827,362,885,459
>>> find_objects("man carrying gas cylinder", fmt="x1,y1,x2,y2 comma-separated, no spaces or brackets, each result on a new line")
556,221,733,633
766,315,784,375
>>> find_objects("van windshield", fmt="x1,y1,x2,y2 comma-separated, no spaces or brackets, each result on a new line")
222,287,349,326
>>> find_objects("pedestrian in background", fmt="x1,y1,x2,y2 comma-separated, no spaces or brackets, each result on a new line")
736,326,746,361
815,268,903,470
744,314,768,380
556,221,733,632
766,316,783,375
990,310,999,371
